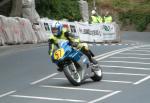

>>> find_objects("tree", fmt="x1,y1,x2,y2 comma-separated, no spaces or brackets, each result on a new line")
0,0,12,16
35,0,81,21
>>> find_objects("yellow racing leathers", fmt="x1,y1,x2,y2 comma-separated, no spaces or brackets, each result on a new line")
48,29,96,64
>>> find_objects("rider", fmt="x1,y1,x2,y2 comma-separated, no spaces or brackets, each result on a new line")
48,21,97,71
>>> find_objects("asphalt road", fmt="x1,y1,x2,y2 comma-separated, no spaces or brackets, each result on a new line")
0,31,150,103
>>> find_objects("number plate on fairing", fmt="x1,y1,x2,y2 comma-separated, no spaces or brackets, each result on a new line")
54,48,65,60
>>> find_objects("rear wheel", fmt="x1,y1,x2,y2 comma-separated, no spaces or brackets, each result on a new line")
91,64,103,81
63,61,81,86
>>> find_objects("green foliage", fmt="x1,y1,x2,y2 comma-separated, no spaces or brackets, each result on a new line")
119,12,150,31
111,0,150,11
89,0,150,31
112,0,130,9
35,0,81,21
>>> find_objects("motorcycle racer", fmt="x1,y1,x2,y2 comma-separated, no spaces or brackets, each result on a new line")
48,21,97,71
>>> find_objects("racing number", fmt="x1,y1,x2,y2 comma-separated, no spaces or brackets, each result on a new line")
54,49,61,60
54,48,64,60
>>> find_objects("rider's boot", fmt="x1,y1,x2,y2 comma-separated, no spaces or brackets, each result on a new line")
57,67,63,72
56,65,63,72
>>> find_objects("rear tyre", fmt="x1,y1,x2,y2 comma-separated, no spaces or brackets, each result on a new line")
91,64,103,81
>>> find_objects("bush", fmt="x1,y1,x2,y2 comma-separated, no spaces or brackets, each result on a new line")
119,11,150,31
88,0,150,31
35,0,81,21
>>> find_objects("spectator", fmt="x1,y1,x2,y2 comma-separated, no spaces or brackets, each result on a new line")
104,11,112,23
90,10,103,24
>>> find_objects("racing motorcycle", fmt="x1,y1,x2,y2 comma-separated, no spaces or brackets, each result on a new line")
51,40,102,86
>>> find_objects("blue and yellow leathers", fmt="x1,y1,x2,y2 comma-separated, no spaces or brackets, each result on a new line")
48,28,90,59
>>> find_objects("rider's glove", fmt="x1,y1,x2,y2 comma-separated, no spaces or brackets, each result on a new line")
72,42,78,47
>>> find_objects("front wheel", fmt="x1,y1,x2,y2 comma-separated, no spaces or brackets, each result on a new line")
63,61,81,86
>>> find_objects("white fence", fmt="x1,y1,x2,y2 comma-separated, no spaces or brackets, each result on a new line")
39,18,120,43
0,16,120,46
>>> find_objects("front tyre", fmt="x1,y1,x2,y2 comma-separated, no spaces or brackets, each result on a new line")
63,62,81,86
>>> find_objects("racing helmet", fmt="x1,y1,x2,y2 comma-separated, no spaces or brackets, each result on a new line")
51,21,63,36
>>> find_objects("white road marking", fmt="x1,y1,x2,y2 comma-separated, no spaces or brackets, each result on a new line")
110,57,150,60
52,77,132,84
134,75,150,85
137,48,150,50
101,65,150,70
0,91,16,98
119,53,150,56
87,91,121,103
11,95,86,102
96,45,150,61
94,47,133,59
129,50,150,53
41,85,113,92
100,61,150,65
104,44,109,46
131,44,137,45
118,44,123,45
102,80,133,84
30,73,58,85
103,72,147,76
94,45,150,60
94,47,134,59
96,44,101,46
111,44,116,46
52,77,66,80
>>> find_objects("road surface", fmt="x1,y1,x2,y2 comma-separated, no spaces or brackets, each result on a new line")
0,31,150,103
